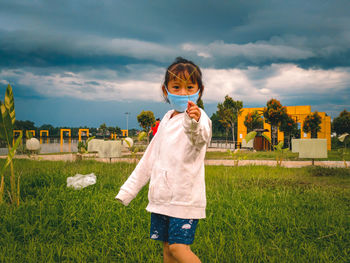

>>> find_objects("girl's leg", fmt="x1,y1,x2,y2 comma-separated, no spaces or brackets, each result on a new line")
169,244,201,263
163,242,178,263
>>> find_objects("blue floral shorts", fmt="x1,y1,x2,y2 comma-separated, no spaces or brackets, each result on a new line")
150,213,199,245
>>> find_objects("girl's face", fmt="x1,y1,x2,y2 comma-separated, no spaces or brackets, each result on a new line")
163,70,200,97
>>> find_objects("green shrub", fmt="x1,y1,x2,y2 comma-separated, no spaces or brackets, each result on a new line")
16,144,39,155
307,166,350,177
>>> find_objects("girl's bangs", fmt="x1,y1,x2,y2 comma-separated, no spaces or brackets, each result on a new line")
168,64,200,84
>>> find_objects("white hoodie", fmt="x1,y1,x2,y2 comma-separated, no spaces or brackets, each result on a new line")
115,109,212,219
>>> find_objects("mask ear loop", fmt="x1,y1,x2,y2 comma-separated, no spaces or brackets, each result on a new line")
185,68,198,101
186,67,198,94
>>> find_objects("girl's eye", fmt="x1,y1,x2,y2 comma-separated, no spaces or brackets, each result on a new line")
187,86,194,90
173,86,180,90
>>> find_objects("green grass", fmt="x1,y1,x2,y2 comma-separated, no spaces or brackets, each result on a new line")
32,148,350,162
206,148,350,161
1,160,349,262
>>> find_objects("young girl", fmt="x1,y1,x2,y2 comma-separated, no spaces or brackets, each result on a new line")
116,57,212,263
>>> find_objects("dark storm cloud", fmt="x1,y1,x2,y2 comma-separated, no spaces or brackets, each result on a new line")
0,0,349,69
0,0,258,43
0,30,169,69
0,82,45,100
0,0,349,125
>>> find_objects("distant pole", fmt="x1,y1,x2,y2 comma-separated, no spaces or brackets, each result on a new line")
125,112,130,137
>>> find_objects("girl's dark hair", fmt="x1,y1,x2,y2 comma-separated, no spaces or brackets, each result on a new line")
162,57,203,102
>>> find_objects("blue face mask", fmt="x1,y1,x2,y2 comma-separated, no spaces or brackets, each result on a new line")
165,87,200,112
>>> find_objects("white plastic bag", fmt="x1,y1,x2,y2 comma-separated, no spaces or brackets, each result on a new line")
67,173,96,189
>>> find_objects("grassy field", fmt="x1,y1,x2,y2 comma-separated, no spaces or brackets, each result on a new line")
107,148,350,161
205,148,350,161
0,160,349,262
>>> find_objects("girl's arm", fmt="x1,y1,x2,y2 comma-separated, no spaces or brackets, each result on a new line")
115,134,158,206
183,108,212,149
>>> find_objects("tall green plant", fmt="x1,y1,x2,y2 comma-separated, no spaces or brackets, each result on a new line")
245,131,287,166
227,149,247,167
303,111,322,138
0,84,22,206
338,133,349,168
78,136,96,154
124,131,147,163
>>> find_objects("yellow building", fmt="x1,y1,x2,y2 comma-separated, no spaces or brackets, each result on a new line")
237,105,331,150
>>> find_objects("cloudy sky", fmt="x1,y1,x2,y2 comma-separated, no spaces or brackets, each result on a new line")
0,0,349,129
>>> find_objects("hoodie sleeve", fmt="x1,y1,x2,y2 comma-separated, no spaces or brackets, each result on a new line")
183,109,212,149
115,132,158,206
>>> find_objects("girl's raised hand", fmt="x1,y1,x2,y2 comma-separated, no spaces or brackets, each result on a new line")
186,101,201,122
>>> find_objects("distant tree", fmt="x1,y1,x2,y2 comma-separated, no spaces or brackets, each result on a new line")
263,98,287,146
217,106,230,142
128,128,139,137
14,120,36,131
89,127,98,133
56,126,71,138
99,123,107,138
107,126,115,138
115,126,122,136
303,111,322,138
333,110,350,136
217,95,243,149
197,99,204,110
70,127,77,137
210,112,226,138
244,110,264,133
89,127,98,136
39,124,54,130
280,113,298,149
50,127,60,137
38,124,55,136
137,110,155,142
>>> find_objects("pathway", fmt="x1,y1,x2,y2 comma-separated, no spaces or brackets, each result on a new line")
4,154,349,168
